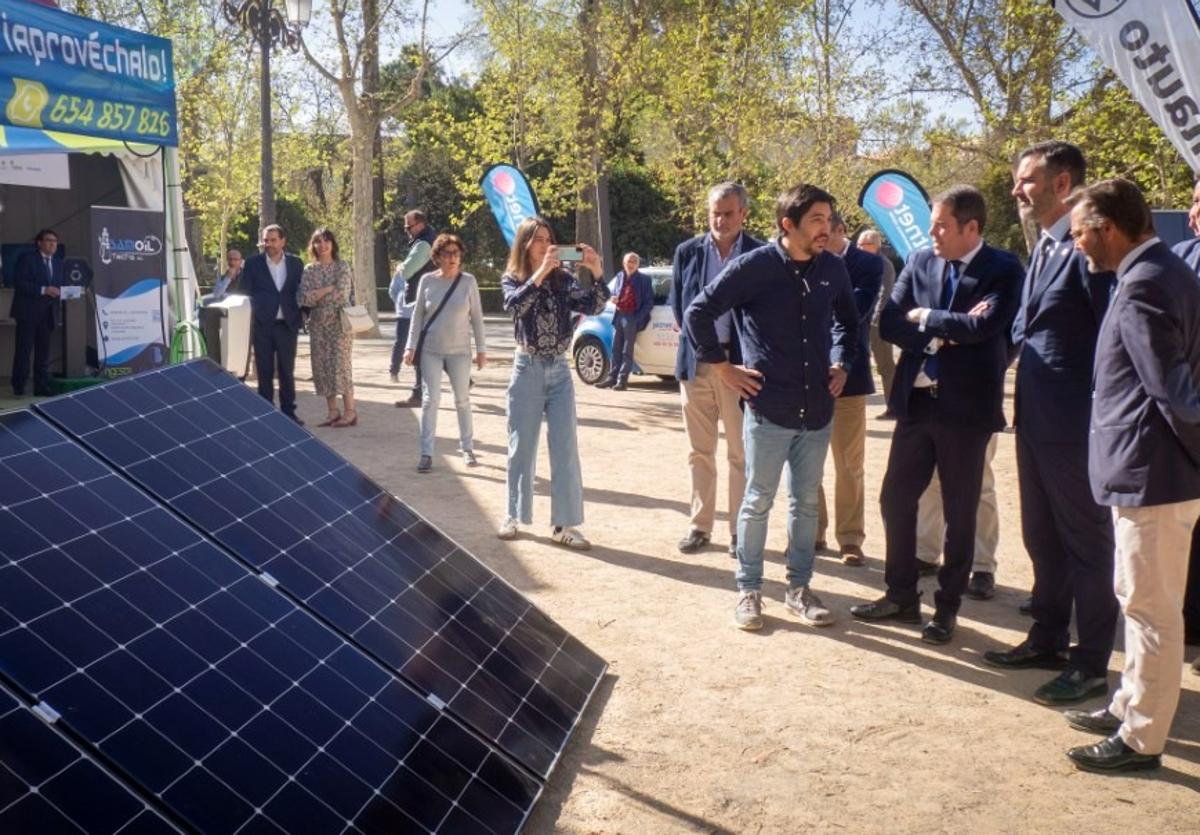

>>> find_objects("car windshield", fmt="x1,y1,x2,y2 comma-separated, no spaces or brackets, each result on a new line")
645,269,672,305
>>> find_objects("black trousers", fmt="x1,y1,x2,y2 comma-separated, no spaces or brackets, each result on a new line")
12,315,53,394
880,391,992,615
252,320,298,416
1017,432,1118,677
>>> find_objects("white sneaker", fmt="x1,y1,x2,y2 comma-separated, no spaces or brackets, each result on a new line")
550,526,591,550
462,449,479,467
734,590,763,630
497,518,519,540
784,585,833,627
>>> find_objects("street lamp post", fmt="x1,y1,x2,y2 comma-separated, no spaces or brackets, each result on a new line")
221,0,311,229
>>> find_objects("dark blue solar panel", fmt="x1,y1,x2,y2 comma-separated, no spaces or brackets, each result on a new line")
0,411,540,834
37,360,607,779
0,681,179,834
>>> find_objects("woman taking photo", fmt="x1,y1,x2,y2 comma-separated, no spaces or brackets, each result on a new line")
498,217,609,549
404,233,486,473
299,228,357,427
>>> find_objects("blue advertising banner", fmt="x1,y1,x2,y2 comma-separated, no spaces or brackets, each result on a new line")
0,0,176,145
480,163,540,247
91,206,169,377
857,170,933,260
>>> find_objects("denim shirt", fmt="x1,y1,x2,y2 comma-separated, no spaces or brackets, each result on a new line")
502,268,611,357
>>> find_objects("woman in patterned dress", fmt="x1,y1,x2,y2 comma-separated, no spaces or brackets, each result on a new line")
299,228,357,427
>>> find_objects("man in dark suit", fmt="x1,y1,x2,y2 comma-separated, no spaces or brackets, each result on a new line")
240,224,304,423
982,141,1119,706
10,228,63,396
598,252,655,390
816,214,883,565
668,182,766,556
850,186,1023,644
1061,178,1200,773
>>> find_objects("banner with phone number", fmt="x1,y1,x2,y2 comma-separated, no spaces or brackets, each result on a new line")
0,0,176,146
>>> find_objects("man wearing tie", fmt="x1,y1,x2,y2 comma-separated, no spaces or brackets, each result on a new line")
983,141,1119,706
240,224,304,423
1061,179,1200,773
851,186,1023,644
10,229,63,396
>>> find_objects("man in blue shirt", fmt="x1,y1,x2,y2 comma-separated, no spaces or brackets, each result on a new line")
687,183,859,631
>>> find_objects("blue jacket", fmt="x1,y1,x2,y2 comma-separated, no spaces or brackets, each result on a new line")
685,240,859,431
880,243,1023,431
10,250,62,327
241,252,304,330
1091,241,1200,507
837,242,884,397
609,268,655,330
1175,235,1200,272
1012,227,1114,444
668,231,766,380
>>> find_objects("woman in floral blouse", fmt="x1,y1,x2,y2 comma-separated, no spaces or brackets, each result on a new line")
498,217,609,548
299,228,357,427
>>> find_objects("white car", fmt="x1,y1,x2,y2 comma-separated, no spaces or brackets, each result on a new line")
570,266,679,384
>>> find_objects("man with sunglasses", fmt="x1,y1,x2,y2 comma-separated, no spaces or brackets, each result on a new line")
393,209,438,405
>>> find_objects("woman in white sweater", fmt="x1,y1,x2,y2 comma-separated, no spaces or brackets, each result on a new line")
404,233,486,472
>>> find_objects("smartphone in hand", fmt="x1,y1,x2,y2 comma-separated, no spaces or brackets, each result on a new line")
555,246,584,262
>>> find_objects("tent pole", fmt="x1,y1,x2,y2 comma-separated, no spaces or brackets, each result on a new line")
164,145,203,362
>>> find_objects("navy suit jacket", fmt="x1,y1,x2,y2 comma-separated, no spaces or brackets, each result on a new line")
837,242,883,397
1091,242,1200,507
609,269,655,330
10,251,62,328
880,243,1023,431
669,231,766,380
1174,235,1200,272
1012,229,1114,444
240,252,304,330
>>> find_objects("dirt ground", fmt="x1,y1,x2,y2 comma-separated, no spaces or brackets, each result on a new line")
294,327,1199,835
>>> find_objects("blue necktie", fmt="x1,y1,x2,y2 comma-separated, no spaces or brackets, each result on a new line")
45,257,53,283
925,260,961,382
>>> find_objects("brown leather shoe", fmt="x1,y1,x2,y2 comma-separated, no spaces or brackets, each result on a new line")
841,544,865,566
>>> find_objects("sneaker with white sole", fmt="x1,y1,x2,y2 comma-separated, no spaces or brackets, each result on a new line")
550,526,590,550
497,518,519,540
734,590,763,630
462,450,479,467
784,585,833,626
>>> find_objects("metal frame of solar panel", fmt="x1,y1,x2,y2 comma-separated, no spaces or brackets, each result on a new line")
0,410,541,834
35,359,607,782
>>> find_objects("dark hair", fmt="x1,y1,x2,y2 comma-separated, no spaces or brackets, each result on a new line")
933,185,987,234
431,233,465,262
307,227,339,261
261,223,286,240
1065,178,1153,240
775,184,836,233
506,216,556,280
830,211,846,233
34,228,58,243
1018,140,1087,190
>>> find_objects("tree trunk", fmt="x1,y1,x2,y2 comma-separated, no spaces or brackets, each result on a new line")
349,127,382,336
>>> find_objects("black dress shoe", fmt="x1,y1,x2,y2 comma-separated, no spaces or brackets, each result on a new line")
395,395,422,407
1063,707,1122,735
814,539,828,551
850,595,922,624
595,379,616,389
982,641,1069,670
728,535,737,558
916,559,939,577
677,529,711,554
876,410,896,421
613,382,628,391
1067,734,1160,773
1034,668,1108,706
966,571,995,600
1019,595,1034,616
33,387,54,397
921,613,956,644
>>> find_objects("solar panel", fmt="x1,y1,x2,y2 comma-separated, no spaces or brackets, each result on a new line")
0,681,180,835
0,410,541,834
37,360,607,780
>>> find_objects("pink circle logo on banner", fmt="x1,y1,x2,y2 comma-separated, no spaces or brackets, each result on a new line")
492,169,516,196
875,180,904,209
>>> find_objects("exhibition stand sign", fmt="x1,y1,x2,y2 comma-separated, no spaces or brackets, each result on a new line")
0,0,177,145
91,205,168,377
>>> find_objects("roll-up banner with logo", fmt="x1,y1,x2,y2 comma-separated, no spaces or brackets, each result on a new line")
1054,1,1200,172
480,163,541,247
91,205,168,377
0,0,177,145
858,170,933,260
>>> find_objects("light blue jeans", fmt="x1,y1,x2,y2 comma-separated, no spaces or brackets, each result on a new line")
419,351,474,457
506,353,584,527
736,411,833,592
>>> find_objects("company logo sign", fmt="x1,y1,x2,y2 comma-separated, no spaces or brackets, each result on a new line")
867,178,930,254
1064,0,1128,18
97,226,163,265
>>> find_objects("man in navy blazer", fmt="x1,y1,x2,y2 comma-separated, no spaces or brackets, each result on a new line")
598,252,655,390
1061,178,1200,774
241,224,305,423
10,228,64,396
982,142,1120,707
816,214,882,566
1173,177,1200,666
668,182,766,556
851,186,1023,644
